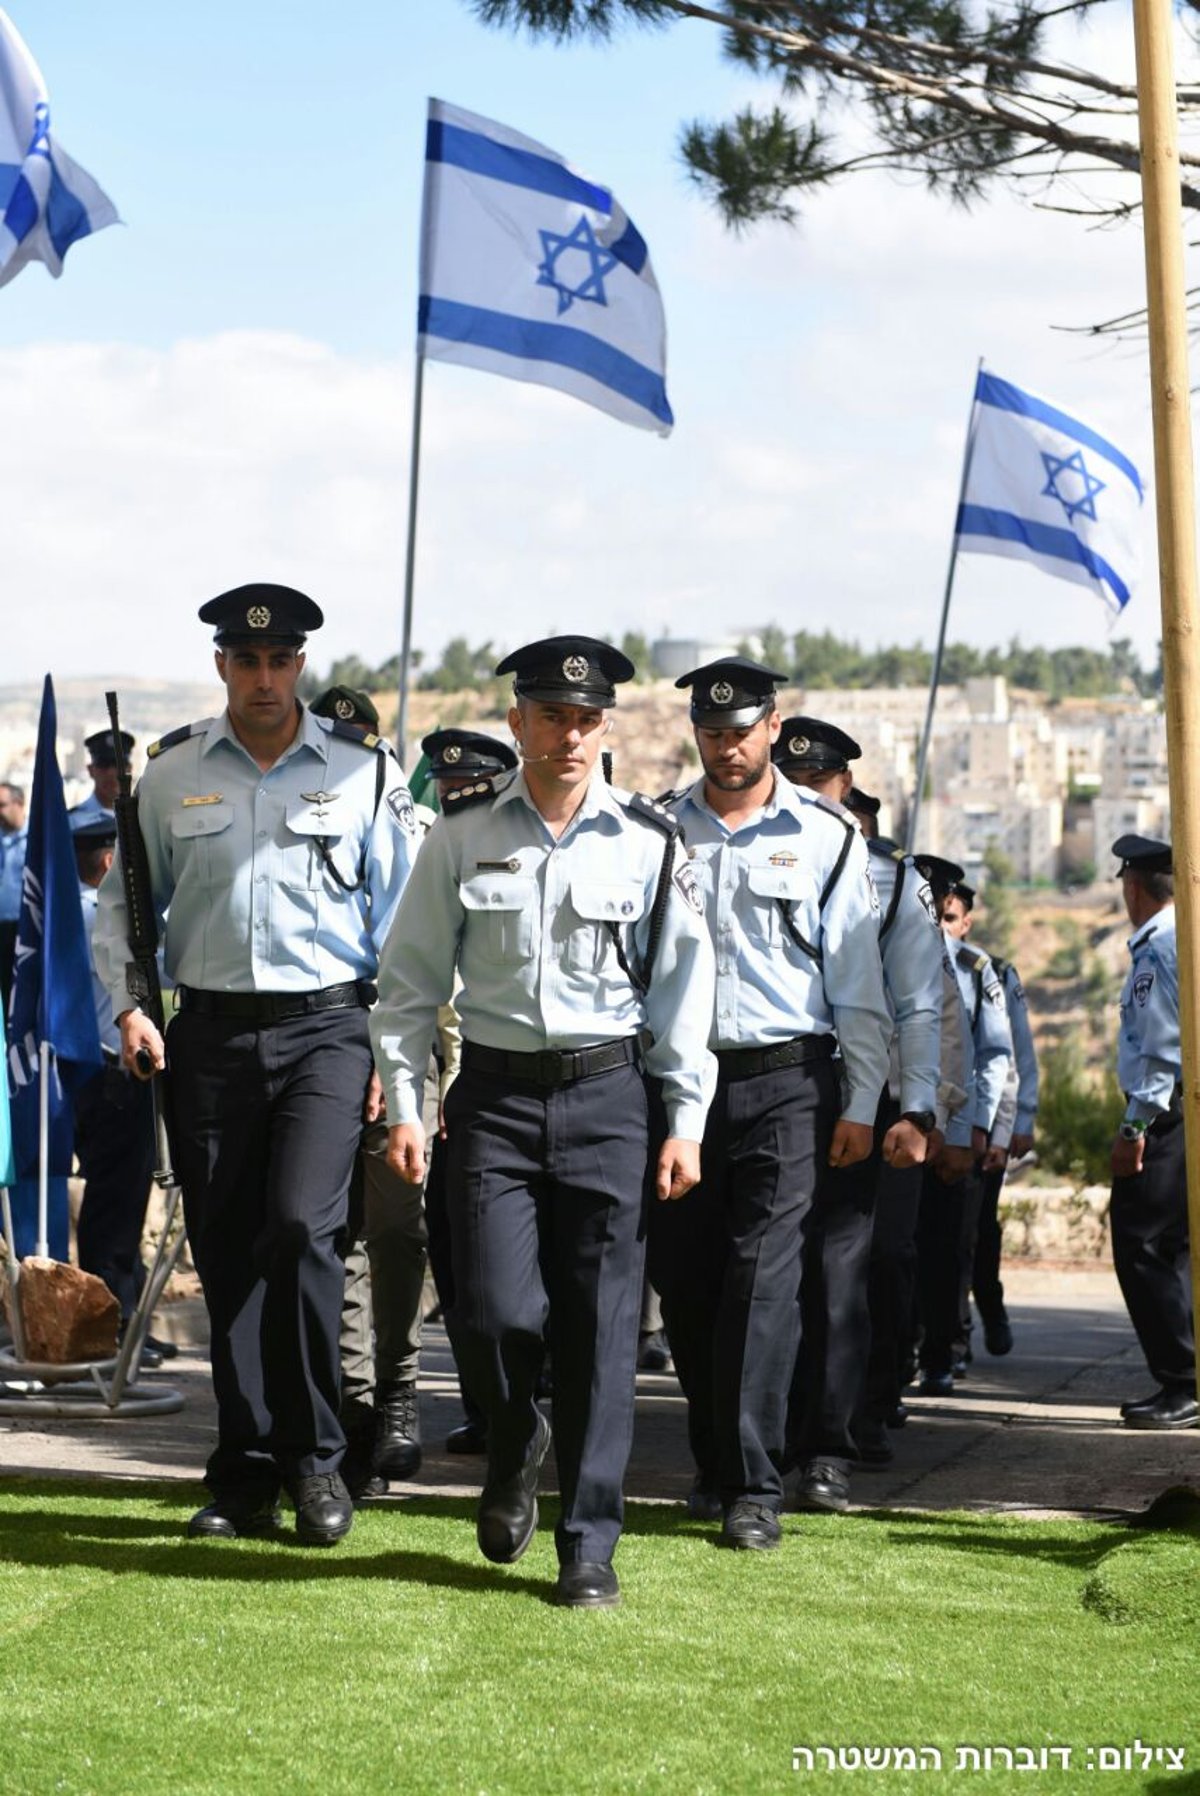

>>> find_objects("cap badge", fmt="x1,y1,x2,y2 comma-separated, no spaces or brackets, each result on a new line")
789,735,810,756
443,744,462,764
710,680,734,705
246,605,271,629
562,654,590,683
334,697,355,720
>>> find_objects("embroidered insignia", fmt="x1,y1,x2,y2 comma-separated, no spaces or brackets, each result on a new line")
789,735,810,757
246,605,271,629
769,851,797,868
865,864,880,914
334,697,355,721
386,787,416,832
674,861,705,916
710,680,734,705
563,654,589,682
916,878,937,926
301,791,339,806
181,793,223,808
1133,971,1154,1007
443,744,462,764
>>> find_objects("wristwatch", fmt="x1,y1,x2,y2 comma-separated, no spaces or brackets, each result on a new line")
900,1110,937,1136
1118,1120,1149,1142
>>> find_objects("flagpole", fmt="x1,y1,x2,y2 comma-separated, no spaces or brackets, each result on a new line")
907,357,983,850
1131,0,1200,1391
36,1039,49,1259
396,349,427,768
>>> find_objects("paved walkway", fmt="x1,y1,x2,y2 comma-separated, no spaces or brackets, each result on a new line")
2,1265,1198,1517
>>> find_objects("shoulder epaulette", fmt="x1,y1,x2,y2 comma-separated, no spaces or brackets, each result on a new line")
623,791,680,835
990,955,1011,983
147,721,207,759
441,779,497,814
324,718,396,757
655,786,689,809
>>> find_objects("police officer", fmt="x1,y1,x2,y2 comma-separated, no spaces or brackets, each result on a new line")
773,729,941,1507
71,729,134,828
69,812,158,1336
371,637,715,1608
915,879,1012,1395
649,663,890,1547
1109,834,1196,1430
94,583,416,1545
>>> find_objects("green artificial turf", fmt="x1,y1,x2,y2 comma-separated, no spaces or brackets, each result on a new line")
0,1481,1197,1796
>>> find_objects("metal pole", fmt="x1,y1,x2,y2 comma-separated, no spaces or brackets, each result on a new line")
2,1186,27,1362
907,358,983,851
35,1039,49,1259
396,350,427,766
1131,0,1200,1396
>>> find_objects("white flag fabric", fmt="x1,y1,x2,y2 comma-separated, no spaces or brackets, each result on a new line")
0,8,117,288
956,368,1143,615
418,98,673,435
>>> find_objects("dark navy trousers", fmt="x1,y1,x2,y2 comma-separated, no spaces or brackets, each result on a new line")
444,1056,649,1566
167,1006,373,1493
1111,1112,1195,1390
72,1063,156,1319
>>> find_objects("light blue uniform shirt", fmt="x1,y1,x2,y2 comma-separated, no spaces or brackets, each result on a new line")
939,939,976,1149
946,933,1013,1133
79,883,120,1055
371,769,717,1142
672,772,891,1127
0,822,27,923
69,792,116,830
993,959,1039,1135
869,840,942,1119
93,706,416,1016
1118,906,1180,1124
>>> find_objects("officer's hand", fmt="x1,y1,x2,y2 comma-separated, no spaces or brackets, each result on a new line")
118,1009,164,1081
1110,1132,1146,1179
828,1119,873,1168
882,1118,929,1169
1010,1132,1034,1159
656,1138,700,1201
933,1143,974,1184
982,1143,1009,1173
971,1127,988,1162
387,1122,427,1185
363,1071,386,1125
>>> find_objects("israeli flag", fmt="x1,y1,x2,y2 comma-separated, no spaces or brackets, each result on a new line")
0,9,118,288
418,99,673,435
956,368,1143,615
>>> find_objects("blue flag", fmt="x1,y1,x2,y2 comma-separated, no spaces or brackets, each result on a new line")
419,99,673,434
0,1050,13,1188
956,367,1144,616
6,674,102,1255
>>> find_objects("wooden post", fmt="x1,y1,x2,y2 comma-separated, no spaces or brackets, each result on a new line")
1132,0,1200,1383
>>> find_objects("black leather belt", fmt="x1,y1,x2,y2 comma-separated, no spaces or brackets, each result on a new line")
176,980,376,1022
715,1034,835,1082
462,1038,638,1089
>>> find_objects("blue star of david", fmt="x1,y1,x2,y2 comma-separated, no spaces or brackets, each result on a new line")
1040,448,1106,525
536,215,618,316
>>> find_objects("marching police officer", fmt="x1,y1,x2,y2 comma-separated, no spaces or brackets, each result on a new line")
371,637,715,1608
1109,834,1196,1430
71,728,134,828
94,584,417,1545
649,663,890,1547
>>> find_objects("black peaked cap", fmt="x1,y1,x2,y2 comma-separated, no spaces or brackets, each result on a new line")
675,656,788,729
496,636,634,708
421,728,517,779
1112,833,1172,874
847,786,880,817
199,582,324,645
911,852,965,899
84,729,134,766
774,715,862,773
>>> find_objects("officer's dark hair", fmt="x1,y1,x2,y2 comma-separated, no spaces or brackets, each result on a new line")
1133,867,1174,904
74,841,113,882
0,782,25,805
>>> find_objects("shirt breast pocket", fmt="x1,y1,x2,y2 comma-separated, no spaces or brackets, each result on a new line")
565,880,644,972
169,804,235,887
745,864,819,950
283,798,354,891
460,875,536,966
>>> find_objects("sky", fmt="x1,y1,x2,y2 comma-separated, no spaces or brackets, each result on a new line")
1,0,1192,689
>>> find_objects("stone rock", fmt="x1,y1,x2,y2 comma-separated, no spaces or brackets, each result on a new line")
8,1257,119,1363
999,1183,1112,1263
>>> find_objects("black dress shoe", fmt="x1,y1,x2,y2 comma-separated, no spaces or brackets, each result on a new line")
554,1561,620,1608
983,1318,1013,1356
1124,1388,1200,1431
637,1330,674,1373
853,1420,895,1469
888,1403,909,1429
288,1472,354,1545
795,1460,851,1513
721,1499,782,1551
143,1332,180,1360
950,1358,969,1380
446,1418,489,1455
1120,1388,1165,1418
374,1382,422,1480
686,1474,723,1521
916,1371,955,1397
477,1410,552,1564
187,1493,281,1539
342,1428,388,1504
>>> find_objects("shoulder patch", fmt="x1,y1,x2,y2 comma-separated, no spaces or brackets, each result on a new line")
441,780,497,814
385,785,416,834
623,791,681,835
147,721,205,759
673,858,705,915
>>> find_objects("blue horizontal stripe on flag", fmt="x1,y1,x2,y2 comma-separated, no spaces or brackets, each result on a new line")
975,370,1143,498
608,216,647,276
427,119,612,215
419,294,673,426
956,503,1130,608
